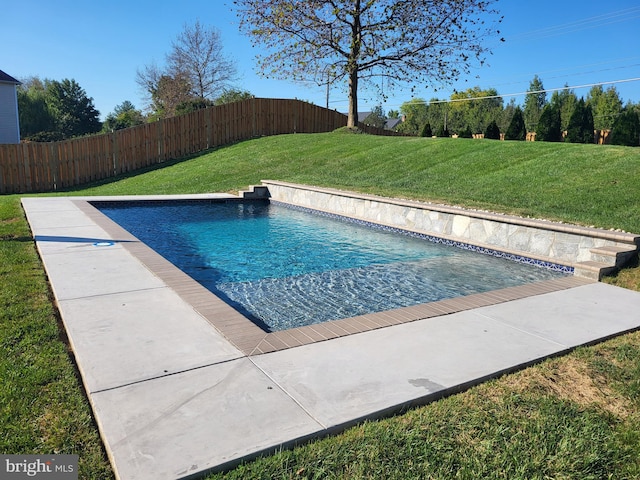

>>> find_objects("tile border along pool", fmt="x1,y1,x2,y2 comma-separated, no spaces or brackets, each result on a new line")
260,180,639,281
21,187,640,480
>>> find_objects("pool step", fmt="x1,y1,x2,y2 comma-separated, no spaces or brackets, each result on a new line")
574,245,638,280
574,261,617,281
590,245,638,268
239,185,270,199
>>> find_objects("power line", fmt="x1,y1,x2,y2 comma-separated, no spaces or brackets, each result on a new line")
488,59,640,90
508,6,640,42
384,77,640,107
322,76,640,110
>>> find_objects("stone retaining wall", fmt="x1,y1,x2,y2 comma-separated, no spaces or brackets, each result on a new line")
259,180,639,278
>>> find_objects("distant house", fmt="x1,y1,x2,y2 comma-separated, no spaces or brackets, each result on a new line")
357,111,403,131
0,69,21,144
384,117,402,130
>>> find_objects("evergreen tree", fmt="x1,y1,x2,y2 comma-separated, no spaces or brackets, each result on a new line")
536,104,562,142
610,108,640,146
583,103,595,144
500,98,517,134
587,85,623,131
484,120,500,140
550,86,578,132
102,101,145,132
504,107,526,140
363,105,387,129
523,75,546,132
420,123,432,137
435,124,449,137
565,98,593,144
458,125,473,138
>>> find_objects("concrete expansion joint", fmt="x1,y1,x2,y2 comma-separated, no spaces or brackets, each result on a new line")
474,310,569,349
58,285,169,303
247,356,329,430
90,356,245,395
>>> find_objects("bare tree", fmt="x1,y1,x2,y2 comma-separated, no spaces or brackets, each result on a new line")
235,0,503,128
136,21,237,117
168,20,237,100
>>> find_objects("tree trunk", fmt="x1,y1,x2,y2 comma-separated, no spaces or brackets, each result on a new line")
347,0,361,129
347,69,358,128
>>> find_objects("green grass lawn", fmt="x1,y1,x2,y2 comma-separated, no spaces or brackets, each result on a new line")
2,134,639,479
78,134,640,233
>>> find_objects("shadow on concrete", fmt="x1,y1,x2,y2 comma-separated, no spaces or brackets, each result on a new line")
34,235,135,244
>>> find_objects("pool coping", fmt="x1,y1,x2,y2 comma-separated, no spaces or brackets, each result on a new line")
261,180,639,244
75,199,593,356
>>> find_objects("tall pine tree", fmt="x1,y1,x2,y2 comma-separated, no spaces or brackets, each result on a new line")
505,107,526,140
610,108,640,146
536,104,562,142
565,98,594,144
524,75,546,132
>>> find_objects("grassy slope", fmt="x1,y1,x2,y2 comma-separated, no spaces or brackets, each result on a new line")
2,134,639,479
78,134,640,233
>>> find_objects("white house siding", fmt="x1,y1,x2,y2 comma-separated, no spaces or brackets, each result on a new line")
0,82,20,144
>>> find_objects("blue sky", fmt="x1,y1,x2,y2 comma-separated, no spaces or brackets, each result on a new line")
2,0,639,119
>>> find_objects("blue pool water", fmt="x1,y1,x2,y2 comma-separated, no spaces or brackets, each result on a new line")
96,200,569,331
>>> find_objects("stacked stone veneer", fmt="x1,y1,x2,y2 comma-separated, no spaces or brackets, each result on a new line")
258,180,639,280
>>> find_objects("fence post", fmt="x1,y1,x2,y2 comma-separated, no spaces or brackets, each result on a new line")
205,108,212,150
109,131,117,176
251,98,256,138
49,142,58,191
22,143,33,193
157,119,165,162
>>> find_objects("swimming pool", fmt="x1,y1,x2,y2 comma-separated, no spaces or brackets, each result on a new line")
95,200,569,331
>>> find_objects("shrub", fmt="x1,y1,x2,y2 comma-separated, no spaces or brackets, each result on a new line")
176,99,215,115
610,108,640,146
458,125,473,138
435,125,449,137
484,120,501,140
504,107,526,141
536,104,562,142
332,126,366,134
565,98,594,144
420,123,432,137
26,131,64,142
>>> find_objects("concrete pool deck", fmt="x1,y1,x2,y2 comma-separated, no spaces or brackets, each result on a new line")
21,195,640,480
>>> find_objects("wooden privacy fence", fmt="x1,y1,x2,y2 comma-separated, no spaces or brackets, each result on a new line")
0,98,397,194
